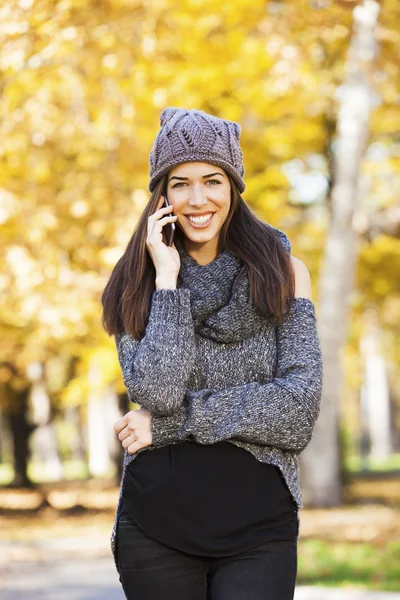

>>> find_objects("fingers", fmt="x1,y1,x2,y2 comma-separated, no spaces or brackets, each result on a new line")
127,440,141,455
113,417,128,433
114,412,139,445
147,212,177,246
155,215,178,227
117,426,130,441
116,425,138,453
121,431,147,455
122,432,137,450
114,409,152,455
127,442,143,454
149,201,174,223
113,410,135,435
126,437,152,455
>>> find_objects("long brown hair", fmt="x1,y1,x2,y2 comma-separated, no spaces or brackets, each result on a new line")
101,172,295,340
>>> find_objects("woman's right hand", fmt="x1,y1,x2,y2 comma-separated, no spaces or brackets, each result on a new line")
146,195,180,279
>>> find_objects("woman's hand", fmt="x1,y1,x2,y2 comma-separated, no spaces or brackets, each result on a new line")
146,196,180,279
113,407,152,455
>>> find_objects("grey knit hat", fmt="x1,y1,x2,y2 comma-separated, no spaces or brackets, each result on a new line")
149,107,246,193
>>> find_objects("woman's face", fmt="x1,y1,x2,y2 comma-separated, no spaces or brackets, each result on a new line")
166,161,231,252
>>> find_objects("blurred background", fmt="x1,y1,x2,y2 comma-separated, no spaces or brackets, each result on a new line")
0,0,399,597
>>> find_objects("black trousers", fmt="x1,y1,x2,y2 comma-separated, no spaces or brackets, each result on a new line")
116,519,297,600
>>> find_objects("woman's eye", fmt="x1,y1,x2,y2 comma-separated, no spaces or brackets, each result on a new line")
172,180,220,188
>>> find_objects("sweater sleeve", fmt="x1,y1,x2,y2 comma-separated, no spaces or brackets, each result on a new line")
115,288,196,416
151,297,323,453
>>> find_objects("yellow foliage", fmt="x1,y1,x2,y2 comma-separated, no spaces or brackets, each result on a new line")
0,0,399,411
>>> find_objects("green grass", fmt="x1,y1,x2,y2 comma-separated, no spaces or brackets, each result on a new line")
0,464,13,485
29,460,92,482
345,453,400,473
298,539,400,591
0,461,92,485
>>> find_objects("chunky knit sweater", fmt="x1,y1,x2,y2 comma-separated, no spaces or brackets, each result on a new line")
110,226,323,572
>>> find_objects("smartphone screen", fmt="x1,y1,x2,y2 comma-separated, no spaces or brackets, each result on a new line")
163,194,175,246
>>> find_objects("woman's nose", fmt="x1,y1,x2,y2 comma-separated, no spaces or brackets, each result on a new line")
188,185,208,207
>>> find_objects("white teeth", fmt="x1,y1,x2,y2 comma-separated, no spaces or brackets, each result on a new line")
188,213,212,224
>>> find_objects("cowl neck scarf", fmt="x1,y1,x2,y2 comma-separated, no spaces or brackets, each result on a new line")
176,227,291,344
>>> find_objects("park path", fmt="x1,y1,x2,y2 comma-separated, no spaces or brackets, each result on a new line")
1,556,399,600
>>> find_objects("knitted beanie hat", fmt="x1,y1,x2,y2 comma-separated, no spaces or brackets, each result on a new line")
148,107,246,193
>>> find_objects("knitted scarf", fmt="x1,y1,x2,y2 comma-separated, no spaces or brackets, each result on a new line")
176,226,291,343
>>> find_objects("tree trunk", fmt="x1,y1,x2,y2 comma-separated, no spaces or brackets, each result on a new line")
0,361,36,488
8,386,36,488
300,0,381,506
30,363,63,481
360,309,392,462
65,405,87,462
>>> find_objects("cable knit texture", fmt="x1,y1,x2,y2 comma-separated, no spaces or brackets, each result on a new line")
148,107,246,193
110,225,323,573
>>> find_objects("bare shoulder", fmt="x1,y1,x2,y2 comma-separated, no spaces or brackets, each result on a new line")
290,256,313,301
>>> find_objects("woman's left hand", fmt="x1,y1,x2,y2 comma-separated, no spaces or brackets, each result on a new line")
113,407,152,455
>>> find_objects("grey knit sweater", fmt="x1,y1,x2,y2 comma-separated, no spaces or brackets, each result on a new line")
110,226,323,573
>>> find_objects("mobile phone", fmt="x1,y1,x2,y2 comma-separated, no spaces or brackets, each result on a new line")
163,193,175,246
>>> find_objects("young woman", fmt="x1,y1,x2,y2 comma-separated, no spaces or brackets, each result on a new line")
101,107,323,600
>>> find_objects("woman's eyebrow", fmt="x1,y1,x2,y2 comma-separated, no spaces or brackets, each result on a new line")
168,172,225,183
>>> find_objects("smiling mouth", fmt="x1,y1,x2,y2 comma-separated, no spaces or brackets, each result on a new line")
185,213,215,228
